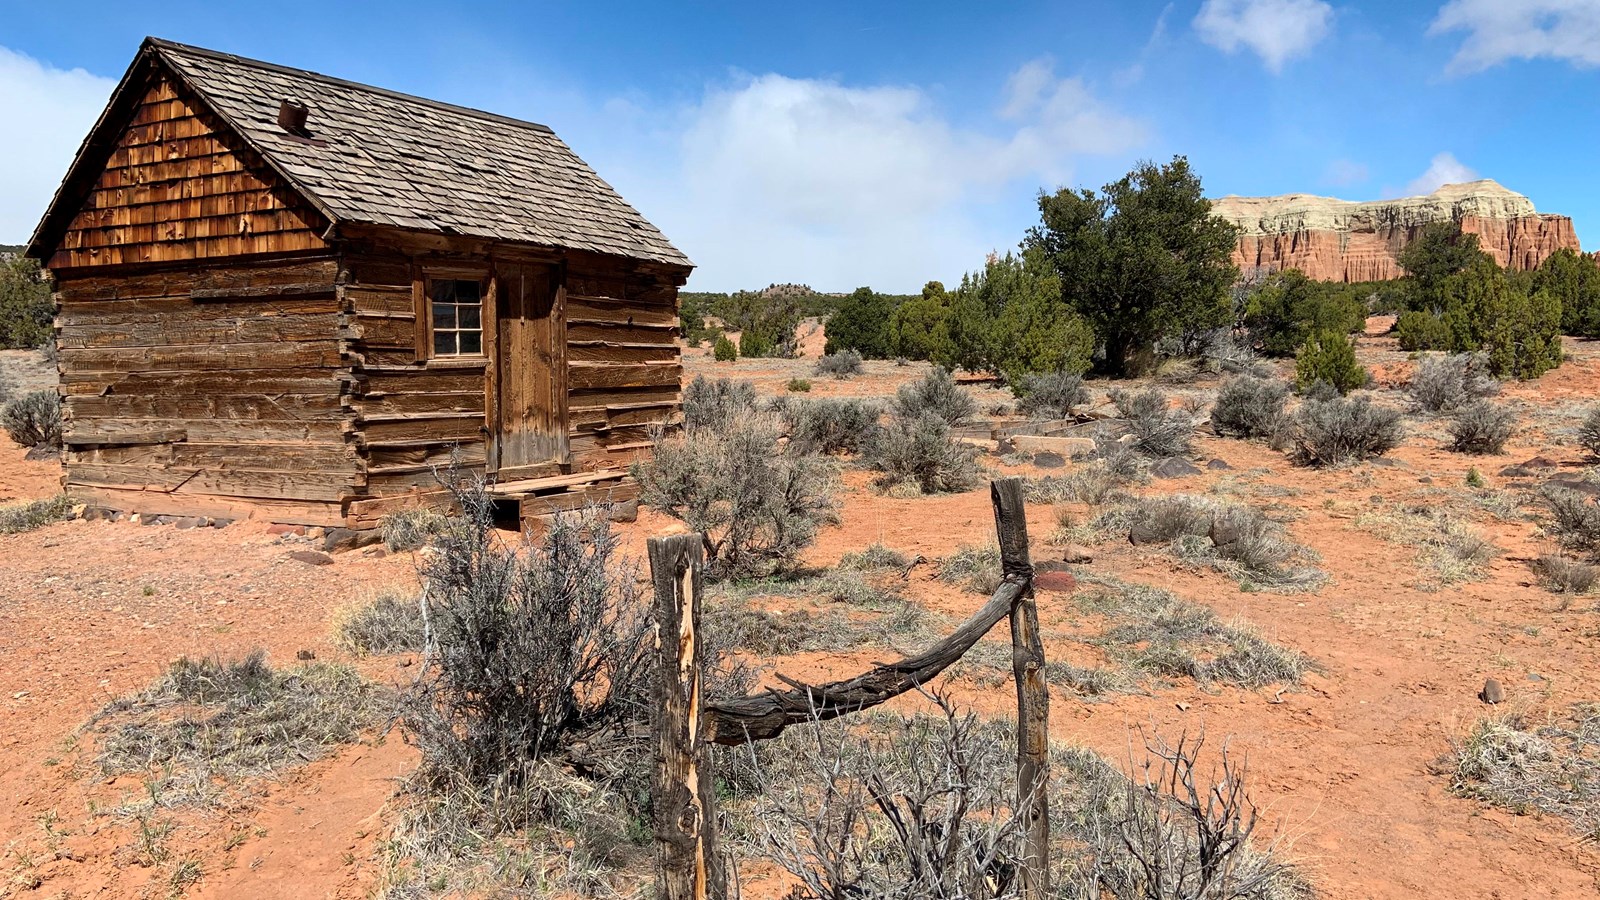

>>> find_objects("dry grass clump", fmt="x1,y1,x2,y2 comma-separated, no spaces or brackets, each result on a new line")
1111,387,1195,458
1209,376,1290,441
1096,494,1322,589
381,758,653,897
1448,400,1517,455
0,493,73,534
1285,395,1403,466
814,349,864,379
1075,578,1311,689
864,412,980,496
1531,554,1599,596
1354,504,1501,589
1447,706,1600,839
938,543,1003,594
380,507,454,552
838,542,913,572
335,587,426,655
1409,352,1499,413
703,597,859,656
87,650,385,804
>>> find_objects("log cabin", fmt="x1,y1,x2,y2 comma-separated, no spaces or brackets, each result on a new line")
25,38,692,534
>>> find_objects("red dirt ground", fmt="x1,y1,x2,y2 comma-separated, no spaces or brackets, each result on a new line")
3,334,1600,897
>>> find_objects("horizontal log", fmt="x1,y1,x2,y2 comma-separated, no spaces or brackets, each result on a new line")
68,392,344,421
58,295,340,327
67,484,348,528
60,314,339,349
564,302,678,331
71,440,355,471
66,463,359,502
358,416,486,445
64,429,186,447
567,387,680,413
568,362,680,391
705,577,1029,745
344,284,416,315
566,342,679,364
190,281,337,301
348,390,484,417
62,369,343,398
53,259,338,301
61,341,341,373
67,416,347,443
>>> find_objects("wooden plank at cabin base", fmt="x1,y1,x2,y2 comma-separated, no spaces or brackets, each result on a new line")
490,468,629,495
518,481,640,517
67,485,348,528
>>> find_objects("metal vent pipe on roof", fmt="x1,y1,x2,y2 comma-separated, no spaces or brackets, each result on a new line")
277,99,309,133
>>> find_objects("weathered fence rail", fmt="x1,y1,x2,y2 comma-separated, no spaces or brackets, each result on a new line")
648,476,1051,900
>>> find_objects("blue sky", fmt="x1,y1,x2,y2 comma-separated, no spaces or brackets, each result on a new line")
3,0,1598,291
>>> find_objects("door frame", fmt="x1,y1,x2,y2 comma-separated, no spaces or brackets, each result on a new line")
484,258,569,481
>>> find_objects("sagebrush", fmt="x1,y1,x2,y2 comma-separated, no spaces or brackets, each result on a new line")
1210,376,1289,441
638,411,837,578
892,366,977,425
1,389,61,449
1285,396,1403,466
865,411,980,495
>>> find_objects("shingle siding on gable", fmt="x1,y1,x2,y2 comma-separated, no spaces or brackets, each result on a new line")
51,72,328,270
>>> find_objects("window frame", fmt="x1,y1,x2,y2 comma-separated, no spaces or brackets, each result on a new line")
414,269,490,364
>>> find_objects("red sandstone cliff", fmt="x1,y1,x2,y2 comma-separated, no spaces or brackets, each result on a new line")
1211,180,1580,282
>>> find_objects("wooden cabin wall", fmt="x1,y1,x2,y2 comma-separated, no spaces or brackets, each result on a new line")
339,250,488,499
56,257,357,525
49,72,328,270
338,244,684,498
564,257,682,473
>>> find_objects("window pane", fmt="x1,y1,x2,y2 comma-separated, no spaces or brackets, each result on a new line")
433,330,455,355
459,305,480,329
432,302,457,329
455,280,481,303
431,280,457,303
459,331,482,355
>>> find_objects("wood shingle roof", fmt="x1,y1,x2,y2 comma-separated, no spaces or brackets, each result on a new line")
31,38,691,269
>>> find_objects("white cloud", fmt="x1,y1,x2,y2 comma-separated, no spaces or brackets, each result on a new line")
1429,0,1600,74
1403,152,1478,196
1193,0,1334,72
652,61,1146,291
0,47,116,245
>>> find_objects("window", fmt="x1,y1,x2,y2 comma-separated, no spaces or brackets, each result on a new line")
429,279,483,356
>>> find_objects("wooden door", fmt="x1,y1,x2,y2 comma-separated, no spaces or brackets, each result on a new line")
489,262,568,476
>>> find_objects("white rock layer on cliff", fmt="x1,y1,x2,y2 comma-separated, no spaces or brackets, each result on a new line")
1210,180,1579,282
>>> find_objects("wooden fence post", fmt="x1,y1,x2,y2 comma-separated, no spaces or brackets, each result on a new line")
992,477,1050,899
648,534,726,900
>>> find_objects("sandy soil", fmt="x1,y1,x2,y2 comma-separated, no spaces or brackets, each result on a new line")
4,335,1600,897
